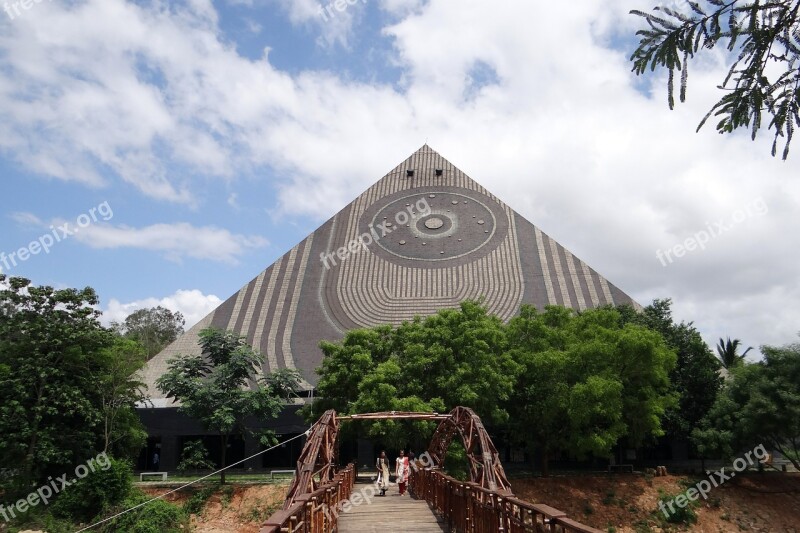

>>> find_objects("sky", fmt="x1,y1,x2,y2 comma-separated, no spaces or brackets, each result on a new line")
0,0,798,358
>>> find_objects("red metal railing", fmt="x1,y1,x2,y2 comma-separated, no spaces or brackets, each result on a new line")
410,467,602,533
259,463,355,533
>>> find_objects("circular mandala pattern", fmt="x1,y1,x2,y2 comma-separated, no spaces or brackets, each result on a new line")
367,191,500,261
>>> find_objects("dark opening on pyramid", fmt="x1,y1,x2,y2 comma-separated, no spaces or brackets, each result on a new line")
142,145,640,401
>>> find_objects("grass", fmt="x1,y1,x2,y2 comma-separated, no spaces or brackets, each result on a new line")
134,473,294,483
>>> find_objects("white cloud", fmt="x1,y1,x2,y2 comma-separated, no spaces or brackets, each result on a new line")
102,289,223,329
9,212,44,227
0,0,798,352
7,208,266,264
74,222,268,264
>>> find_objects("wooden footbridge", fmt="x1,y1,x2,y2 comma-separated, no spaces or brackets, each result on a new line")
260,407,601,533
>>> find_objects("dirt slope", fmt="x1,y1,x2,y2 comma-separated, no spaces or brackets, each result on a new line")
511,473,800,532
142,482,287,533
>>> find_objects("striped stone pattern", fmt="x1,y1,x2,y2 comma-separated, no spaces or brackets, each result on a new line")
332,147,524,325
141,145,641,399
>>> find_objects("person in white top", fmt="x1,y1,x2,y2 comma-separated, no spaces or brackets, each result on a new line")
395,450,409,495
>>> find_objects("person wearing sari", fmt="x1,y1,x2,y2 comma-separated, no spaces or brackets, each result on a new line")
395,450,409,495
375,450,390,496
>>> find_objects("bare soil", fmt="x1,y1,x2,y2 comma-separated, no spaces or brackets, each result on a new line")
141,482,288,533
510,472,800,532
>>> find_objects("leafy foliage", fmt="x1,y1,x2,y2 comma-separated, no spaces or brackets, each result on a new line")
0,275,145,495
506,306,677,474
309,301,519,446
631,0,800,159
715,336,753,368
51,457,132,523
183,484,220,515
101,489,188,533
693,336,800,469
156,328,302,483
442,440,470,481
177,440,216,472
112,306,185,358
618,299,723,442
90,337,149,456
657,489,698,525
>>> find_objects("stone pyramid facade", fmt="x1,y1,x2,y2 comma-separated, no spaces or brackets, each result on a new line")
141,145,640,403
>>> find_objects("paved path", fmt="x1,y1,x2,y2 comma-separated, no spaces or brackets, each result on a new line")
337,483,448,533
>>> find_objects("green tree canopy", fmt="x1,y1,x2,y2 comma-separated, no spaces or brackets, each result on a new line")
112,306,185,358
506,305,678,475
309,301,519,447
631,0,800,159
618,299,723,443
694,337,800,469
156,328,302,483
0,275,146,495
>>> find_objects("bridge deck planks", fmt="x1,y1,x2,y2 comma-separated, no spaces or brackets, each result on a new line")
337,483,448,533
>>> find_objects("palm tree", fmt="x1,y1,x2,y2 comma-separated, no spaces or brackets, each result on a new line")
716,337,753,369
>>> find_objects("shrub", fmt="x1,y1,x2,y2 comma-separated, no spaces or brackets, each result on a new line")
656,490,698,525
51,455,132,523
184,483,219,515
101,488,187,533
4,505,75,533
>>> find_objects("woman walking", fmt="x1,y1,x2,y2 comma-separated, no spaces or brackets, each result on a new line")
396,450,409,495
375,450,390,496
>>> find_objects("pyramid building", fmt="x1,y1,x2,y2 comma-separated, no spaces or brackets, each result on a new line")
138,146,640,469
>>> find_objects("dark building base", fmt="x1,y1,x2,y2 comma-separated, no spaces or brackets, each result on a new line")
136,405,309,472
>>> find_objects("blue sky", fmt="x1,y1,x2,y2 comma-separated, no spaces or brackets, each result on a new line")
1,0,798,352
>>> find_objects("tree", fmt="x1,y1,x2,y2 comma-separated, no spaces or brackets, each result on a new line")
112,306,185,358
716,336,753,368
506,306,677,475
694,337,800,469
89,337,149,456
156,328,302,484
631,0,800,159
177,440,216,472
0,276,145,494
309,301,519,447
618,299,723,443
